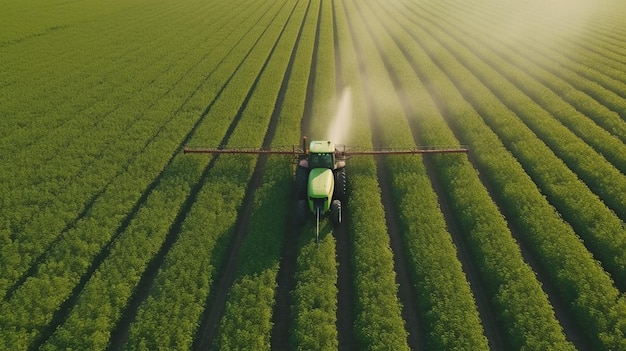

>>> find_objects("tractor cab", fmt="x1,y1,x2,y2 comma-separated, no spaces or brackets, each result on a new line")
307,140,336,169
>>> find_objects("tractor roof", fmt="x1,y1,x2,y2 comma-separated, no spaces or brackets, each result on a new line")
309,140,335,154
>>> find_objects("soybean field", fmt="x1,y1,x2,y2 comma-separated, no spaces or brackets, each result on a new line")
2,0,626,350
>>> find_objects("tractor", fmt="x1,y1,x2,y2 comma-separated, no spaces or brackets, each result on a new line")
294,139,347,234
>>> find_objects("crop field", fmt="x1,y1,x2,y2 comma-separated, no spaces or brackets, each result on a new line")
2,0,626,349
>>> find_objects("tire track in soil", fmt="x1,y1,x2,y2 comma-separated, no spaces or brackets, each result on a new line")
189,1,302,349
342,0,422,349
364,1,506,349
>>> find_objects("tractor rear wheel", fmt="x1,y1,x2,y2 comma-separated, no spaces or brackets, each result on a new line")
330,199,342,226
333,167,347,202
296,200,308,225
295,165,309,200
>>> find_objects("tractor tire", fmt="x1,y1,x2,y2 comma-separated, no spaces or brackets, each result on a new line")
333,167,347,202
330,199,342,226
295,165,309,200
296,200,308,225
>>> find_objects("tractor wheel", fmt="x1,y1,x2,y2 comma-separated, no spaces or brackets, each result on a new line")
333,167,347,202
330,200,342,226
295,165,309,200
296,200,308,225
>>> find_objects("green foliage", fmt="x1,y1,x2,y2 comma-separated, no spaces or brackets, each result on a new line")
384,0,626,348
213,1,314,348
289,1,340,349
3,0,626,350
335,2,411,349
290,234,338,351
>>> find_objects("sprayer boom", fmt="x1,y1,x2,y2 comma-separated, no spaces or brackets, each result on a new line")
183,146,304,155
185,138,469,244
337,145,469,157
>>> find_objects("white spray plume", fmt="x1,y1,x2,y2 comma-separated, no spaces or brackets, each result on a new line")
327,87,352,145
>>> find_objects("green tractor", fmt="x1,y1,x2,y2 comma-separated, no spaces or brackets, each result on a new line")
295,140,347,231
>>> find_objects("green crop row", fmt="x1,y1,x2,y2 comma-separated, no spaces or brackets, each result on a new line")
0,0,217,184
423,2,626,205
289,1,339,349
339,0,414,349
43,1,295,349
0,0,247,297
128,0,311,347
378,1,580,349
0,1,289,349
213,0,314,349
438,3,626,132
0,0,227,135
347,1,490,349
290,230,338,351
391,0,626,348
407,0,626,288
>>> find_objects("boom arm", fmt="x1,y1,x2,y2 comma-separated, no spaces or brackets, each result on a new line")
183,145,468,156
183,146,304,155
339,145,469,156
184,135,468,156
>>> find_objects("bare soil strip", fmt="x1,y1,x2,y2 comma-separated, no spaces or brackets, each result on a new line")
269,218,299,350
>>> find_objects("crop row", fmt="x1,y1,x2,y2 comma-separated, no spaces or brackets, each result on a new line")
369,0,578,349
389,0,626,348
342,1,491,349
124,2,299,348
337,1,415,349
289,1,340,349
421,1,626,218
0,0,249,297
44,1,295,349
212,0,314,349
447,2,626,99
0,0,290,349
0,0,217,181
408,0,626,287
464,8,626,144
340,0,491,349
0,0,223,136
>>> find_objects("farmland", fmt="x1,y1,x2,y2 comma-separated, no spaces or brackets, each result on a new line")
1,0,626,349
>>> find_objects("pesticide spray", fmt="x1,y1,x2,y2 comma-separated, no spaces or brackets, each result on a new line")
327,87,352,145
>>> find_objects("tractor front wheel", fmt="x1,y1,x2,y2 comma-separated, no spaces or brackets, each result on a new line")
333,167,347,202
330,200,342,226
